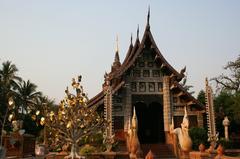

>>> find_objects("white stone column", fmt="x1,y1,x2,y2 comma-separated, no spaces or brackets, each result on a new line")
222,116,230,141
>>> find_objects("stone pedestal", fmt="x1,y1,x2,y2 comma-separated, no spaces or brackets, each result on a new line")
181,151,190,159
101,152,116,159
189,151,210,159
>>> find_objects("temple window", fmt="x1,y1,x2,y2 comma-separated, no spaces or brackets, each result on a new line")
149,82,155,92
143,70,150,77
139,61,145,67
131,82,137,92
139,82,146,92
153,70,161,77
133,69,141,77
147,62,153,67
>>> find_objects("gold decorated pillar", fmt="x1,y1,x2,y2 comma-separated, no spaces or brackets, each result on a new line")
163,76,171,142
124,83,132,132
103,73,114,151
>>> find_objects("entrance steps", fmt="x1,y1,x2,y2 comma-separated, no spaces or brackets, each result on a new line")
141,143,176,159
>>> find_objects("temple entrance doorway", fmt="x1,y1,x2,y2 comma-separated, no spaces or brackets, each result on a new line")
132,95,165,144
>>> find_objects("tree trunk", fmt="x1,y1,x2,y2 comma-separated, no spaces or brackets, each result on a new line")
64,142,84,159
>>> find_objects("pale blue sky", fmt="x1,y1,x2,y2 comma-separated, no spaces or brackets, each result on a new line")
1,1,240,103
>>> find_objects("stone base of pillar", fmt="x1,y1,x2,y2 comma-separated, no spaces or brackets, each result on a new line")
180,151,190,159
164,131,172,144
101,152,116,159
189,151,210,159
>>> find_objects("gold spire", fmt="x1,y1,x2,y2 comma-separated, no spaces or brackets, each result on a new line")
130,33,133,45
205,77,209,86
115,35,119,53
147,5,150,25
111,35,121,72
146,6,151,30
137,24,139,39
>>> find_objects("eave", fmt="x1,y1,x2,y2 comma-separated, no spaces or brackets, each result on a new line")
170,81,205,110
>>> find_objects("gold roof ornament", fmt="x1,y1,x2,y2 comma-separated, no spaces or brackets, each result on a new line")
115,35,119,53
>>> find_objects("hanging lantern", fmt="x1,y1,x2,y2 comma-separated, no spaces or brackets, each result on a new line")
31,114,36,121
67,121,72,128
40,117,45,125
50,111,54,121
80,124,84,128
58,111,62,120
36,110,40,115
8,113,14,121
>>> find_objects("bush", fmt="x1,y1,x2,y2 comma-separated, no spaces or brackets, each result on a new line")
79,144,96,155
218,138,233,149
189,127,208,150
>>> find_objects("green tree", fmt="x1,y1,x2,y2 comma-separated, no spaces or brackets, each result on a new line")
0,61,51,136
189,127,208,150
212,55,240,138
214,91,233,137
0,61,22,114
212,55,240,93
197,90,205,105
0,61,22,132
15,80,42,115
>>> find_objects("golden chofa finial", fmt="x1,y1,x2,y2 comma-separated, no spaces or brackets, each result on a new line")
115,35,119,53
147,5,150,25
130,33,133,45
205,77,209,86
137,24,139,39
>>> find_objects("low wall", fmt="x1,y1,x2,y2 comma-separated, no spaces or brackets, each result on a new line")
189,151,240,159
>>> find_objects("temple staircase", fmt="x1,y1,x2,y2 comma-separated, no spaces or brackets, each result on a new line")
141,143,176,159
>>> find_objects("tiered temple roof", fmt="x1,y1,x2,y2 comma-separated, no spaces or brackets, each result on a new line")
88,11,204,110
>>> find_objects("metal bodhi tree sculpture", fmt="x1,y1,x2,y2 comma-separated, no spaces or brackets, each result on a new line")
45,76,106,159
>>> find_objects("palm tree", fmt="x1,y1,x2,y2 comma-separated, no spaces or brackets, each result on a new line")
0,61,21,152
15,80,42,115
0,61,22,107
0,60,22,126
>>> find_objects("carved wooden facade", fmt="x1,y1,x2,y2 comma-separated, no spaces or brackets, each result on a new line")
88,12,205,144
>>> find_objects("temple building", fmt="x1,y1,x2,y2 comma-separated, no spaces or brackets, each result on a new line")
88,11,205,147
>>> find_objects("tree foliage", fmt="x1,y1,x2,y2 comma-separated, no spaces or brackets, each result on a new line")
212,55,240,93
189,127,208,150
212,55,240,138
197,90,205,105
0,60,54,136
45,76,106,158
